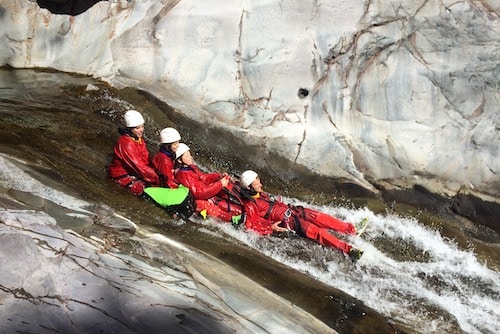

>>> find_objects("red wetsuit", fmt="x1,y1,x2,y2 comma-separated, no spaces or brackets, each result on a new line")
242,191,356,254
108,128,159,195
152,148,179,188
175,164,241,222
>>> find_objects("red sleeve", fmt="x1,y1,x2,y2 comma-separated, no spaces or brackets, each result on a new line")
152,152,178,188
199,172,221,184
243,201,273,235
114,136,159,184
176,168,223,200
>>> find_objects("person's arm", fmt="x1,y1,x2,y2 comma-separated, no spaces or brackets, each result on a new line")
117,137,159,184
190,180,223,199
177,169,223,199
243,202,273,235
199,171,222,184
252,194,287,233
152,152,178,188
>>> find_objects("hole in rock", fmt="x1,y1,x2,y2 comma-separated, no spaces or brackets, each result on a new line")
297,88,309,99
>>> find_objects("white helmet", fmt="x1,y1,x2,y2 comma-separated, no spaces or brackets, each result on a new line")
123,110,144,128
240,170,258,188
175,143,190,159
159,127,181,144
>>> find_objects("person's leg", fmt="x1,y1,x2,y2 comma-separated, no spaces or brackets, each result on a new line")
196,200,234,222
302,208,355,235
299,219,352,254
114,176,144,195
128,180,146,195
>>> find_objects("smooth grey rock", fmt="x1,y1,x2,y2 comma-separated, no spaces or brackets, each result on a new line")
0,205,335,334
0,0,497,200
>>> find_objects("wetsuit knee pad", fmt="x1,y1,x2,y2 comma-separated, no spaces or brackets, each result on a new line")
304,224,320,239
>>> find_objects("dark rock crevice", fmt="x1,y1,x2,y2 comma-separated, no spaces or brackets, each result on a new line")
37,0,105,16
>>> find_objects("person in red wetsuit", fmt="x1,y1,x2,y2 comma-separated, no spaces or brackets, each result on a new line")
238,170,364,260
152,127,181,188
108,110,159,195
174,143,242,222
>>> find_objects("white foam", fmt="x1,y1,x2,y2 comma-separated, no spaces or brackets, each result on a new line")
203,198,500,333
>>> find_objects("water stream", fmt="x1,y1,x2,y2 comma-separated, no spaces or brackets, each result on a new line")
0,67,498,333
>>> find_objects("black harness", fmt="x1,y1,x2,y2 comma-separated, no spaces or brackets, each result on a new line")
258,197,304,235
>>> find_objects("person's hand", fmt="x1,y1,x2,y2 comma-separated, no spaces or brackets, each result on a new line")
220,177,230,188
221,172,236,183
271,221,288,233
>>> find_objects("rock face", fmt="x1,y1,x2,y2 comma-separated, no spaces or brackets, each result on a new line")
0,189,333,334
0,0,498,200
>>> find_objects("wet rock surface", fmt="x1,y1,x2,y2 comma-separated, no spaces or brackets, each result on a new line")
0,68,498,333
0,194,339,334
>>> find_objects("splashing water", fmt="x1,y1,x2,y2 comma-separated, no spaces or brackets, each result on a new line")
206,202,500,333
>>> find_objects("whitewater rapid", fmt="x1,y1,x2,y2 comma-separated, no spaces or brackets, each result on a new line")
198,199,500,333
